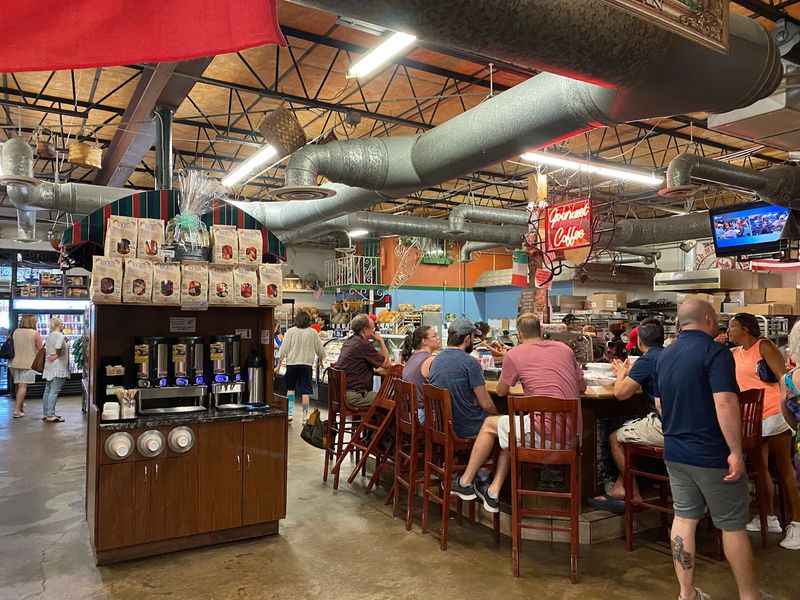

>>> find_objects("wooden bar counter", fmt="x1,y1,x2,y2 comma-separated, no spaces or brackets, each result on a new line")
84,304,288,565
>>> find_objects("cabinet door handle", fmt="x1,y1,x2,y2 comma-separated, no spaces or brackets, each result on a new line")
235,454,241,471
154,463,159,480
144,464,149,483
246,452,251,469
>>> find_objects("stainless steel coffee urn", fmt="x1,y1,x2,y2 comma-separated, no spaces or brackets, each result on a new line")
246,351,265,405
172,336,205,386
134,336,170,388
209,334,241,383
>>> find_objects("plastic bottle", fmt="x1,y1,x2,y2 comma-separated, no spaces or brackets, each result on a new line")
287,390,295,422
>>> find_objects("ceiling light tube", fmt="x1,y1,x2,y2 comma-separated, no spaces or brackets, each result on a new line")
222,144,278,187
520,151,663,186
348,229,369,238
347,32,417,79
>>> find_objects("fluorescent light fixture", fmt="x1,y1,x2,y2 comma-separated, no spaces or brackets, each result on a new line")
222,144,278,187
347,32,416,79
519,151,664,186
348,229,369,238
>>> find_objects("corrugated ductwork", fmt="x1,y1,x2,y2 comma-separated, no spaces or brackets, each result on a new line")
663,152,800,209
448,206,529,235
250,10,779,232
460,242,511,262
34,182,139,215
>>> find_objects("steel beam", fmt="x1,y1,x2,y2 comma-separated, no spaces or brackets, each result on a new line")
733,0,800,24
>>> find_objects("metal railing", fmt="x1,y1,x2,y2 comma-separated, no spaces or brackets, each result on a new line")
324,255,381,288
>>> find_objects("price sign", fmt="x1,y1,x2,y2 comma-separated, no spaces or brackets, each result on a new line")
169,317,197,333
545,198,592,253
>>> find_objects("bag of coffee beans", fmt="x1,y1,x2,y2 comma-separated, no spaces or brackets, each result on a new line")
152,262,181,305
181,262,208,308
258,263,283,306
234,266,258,306
122,258,153,304
208,264,235,305
238,228,263,265
137,218,165,261
90,256,123,303
211,225,238,264
104,215,138,259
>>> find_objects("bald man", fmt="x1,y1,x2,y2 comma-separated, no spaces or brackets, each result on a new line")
657,298,758,600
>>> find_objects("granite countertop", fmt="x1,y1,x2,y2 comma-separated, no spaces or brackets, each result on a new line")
98,406,286,431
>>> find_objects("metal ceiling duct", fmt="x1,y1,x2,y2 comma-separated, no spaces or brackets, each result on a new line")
662,152,800,208
448,205,529,235
239,9,780,232
460,242,511,262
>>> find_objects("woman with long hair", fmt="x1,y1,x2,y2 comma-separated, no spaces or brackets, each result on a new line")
729,313,800,550
400,325,441,422
42,316,69,423
277,310,326,423
9,314,44,418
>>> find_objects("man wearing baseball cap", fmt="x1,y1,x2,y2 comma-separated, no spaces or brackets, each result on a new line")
429,318,499,440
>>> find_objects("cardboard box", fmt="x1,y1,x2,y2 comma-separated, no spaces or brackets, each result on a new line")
677,293,721,314
757,273,782,288
554,295,586,310
590,292,627,312
728,289,766,304
721,302,742,314
765,288,800,306
741,303,795,316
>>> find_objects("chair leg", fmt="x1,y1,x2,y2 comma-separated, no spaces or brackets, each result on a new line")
570,494,580,584
421,445,431,534
323,407,336,483
512,489,520,577
623,447,634,552
406,448,416,531
333,414,346,490
753,452,770,550
456,497,463,527
441,455,452,551
493,511,501,545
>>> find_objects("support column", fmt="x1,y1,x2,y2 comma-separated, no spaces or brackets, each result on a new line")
154,106,174,190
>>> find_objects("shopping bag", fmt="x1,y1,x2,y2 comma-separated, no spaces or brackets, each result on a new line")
300,408,327,450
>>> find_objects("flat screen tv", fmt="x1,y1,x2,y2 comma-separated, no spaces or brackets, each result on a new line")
709,201,791,257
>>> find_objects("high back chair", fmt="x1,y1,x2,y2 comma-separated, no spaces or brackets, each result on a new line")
507,395,581,582
394,379,423,530
323,368,370,490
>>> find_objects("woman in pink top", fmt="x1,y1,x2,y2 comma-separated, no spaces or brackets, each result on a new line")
729,313,800,549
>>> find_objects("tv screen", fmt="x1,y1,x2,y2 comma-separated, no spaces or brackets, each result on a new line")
709,202,791,257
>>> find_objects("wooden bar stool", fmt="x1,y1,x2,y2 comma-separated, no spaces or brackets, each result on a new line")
394,379,424,530
420,383,500,551
323,368,370,490
508,395,581,582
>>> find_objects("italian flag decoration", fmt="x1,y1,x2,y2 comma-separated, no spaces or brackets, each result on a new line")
512,250,529,288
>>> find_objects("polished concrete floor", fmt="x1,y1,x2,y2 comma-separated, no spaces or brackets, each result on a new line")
0,395,796,600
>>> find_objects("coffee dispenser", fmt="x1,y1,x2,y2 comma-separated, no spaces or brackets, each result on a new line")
172,336,205,386
134,336,170,388
210,334,245,409
246,351,265,406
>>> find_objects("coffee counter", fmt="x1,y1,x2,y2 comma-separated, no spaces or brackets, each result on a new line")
98,406,286,431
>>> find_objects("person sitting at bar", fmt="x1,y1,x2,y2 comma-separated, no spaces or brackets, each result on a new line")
475,321,507,359
590,318,665,512
335,314,391,408
451,313,585,513
401,325,441,423
429,318,498,439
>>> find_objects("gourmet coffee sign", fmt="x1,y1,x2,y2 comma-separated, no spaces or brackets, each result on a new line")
545,199,592,252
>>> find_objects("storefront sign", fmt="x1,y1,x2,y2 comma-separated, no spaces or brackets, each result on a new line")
603,0,729,54
545,199,592,253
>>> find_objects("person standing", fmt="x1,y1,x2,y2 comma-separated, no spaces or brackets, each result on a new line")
335,314,391,408
728,313,800,550
42,316,69,423
400,325,441,423
277,310,326,423
658,298,758,600
9,314,44,418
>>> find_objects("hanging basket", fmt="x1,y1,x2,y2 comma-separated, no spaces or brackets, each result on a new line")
68,140,102,169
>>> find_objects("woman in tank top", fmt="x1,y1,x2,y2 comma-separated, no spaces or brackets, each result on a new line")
400,325,440,423
729,313,800,550
9,314,44,418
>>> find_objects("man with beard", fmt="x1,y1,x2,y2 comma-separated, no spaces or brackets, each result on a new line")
429,318,498,439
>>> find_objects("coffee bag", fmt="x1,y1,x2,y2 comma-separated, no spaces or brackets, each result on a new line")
211,225,238,264
90,256,123,303
152,262,181,305
258,263,283,306
104,216,138,258
208,264,235,305
234,266,258,306
237,228,263,265
122,258,153,304
137,218,165,261
181,262,209,308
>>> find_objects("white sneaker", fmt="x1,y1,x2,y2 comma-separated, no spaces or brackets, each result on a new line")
746,515,782,533
679,588,711,600
779,521,800,550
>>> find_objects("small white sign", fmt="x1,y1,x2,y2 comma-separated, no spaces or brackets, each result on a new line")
235,328,252,340
170,317,197,332
158,247,176,260
260,329,271,345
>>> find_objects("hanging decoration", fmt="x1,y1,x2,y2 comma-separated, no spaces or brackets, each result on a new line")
511,250,529,288
545,198,592,253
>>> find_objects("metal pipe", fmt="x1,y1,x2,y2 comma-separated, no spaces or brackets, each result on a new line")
460,242,511,262
664,152,800,209
448,206,529,235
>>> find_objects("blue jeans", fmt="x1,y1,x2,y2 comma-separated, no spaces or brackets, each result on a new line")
42,377,66,417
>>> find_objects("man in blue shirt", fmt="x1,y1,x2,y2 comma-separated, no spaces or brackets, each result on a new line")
658,298,757,600
429,318,498,439
590,318,664,511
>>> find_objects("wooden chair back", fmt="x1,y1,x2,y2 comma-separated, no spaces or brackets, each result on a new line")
327,367,346,412
507,395,580,467
422,383,453,446
396,379,419,436
739,388,764,451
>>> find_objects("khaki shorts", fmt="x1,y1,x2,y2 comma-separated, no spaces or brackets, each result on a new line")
616,412,663,446
346,390,377,409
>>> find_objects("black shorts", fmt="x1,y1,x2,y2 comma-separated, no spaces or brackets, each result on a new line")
285,364,313,396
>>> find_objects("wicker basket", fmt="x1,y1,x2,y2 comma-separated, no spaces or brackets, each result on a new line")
68,141,102,169
259,109,306,156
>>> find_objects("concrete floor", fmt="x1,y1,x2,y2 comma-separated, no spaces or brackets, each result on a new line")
0,396,796,600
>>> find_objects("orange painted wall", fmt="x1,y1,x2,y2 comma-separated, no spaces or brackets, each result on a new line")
380,238,512,289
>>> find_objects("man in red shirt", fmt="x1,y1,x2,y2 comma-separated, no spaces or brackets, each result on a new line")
451,313,585,512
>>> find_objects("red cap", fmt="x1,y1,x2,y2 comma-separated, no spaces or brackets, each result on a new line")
626,327,638,351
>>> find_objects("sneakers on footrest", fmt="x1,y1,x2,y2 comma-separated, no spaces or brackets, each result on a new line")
450,477,476,501
474,479,500,513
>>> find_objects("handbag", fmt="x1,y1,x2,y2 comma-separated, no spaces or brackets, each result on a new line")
31,346,46,373
300,408,328,450
0,335,14,360
757,359,778,384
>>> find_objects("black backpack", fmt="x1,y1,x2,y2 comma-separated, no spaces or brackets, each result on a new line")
0,333,14,360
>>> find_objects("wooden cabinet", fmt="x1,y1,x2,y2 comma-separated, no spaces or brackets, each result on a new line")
198,422,244,532
243,418,287,525
96,462,136,551
161,454,199,539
